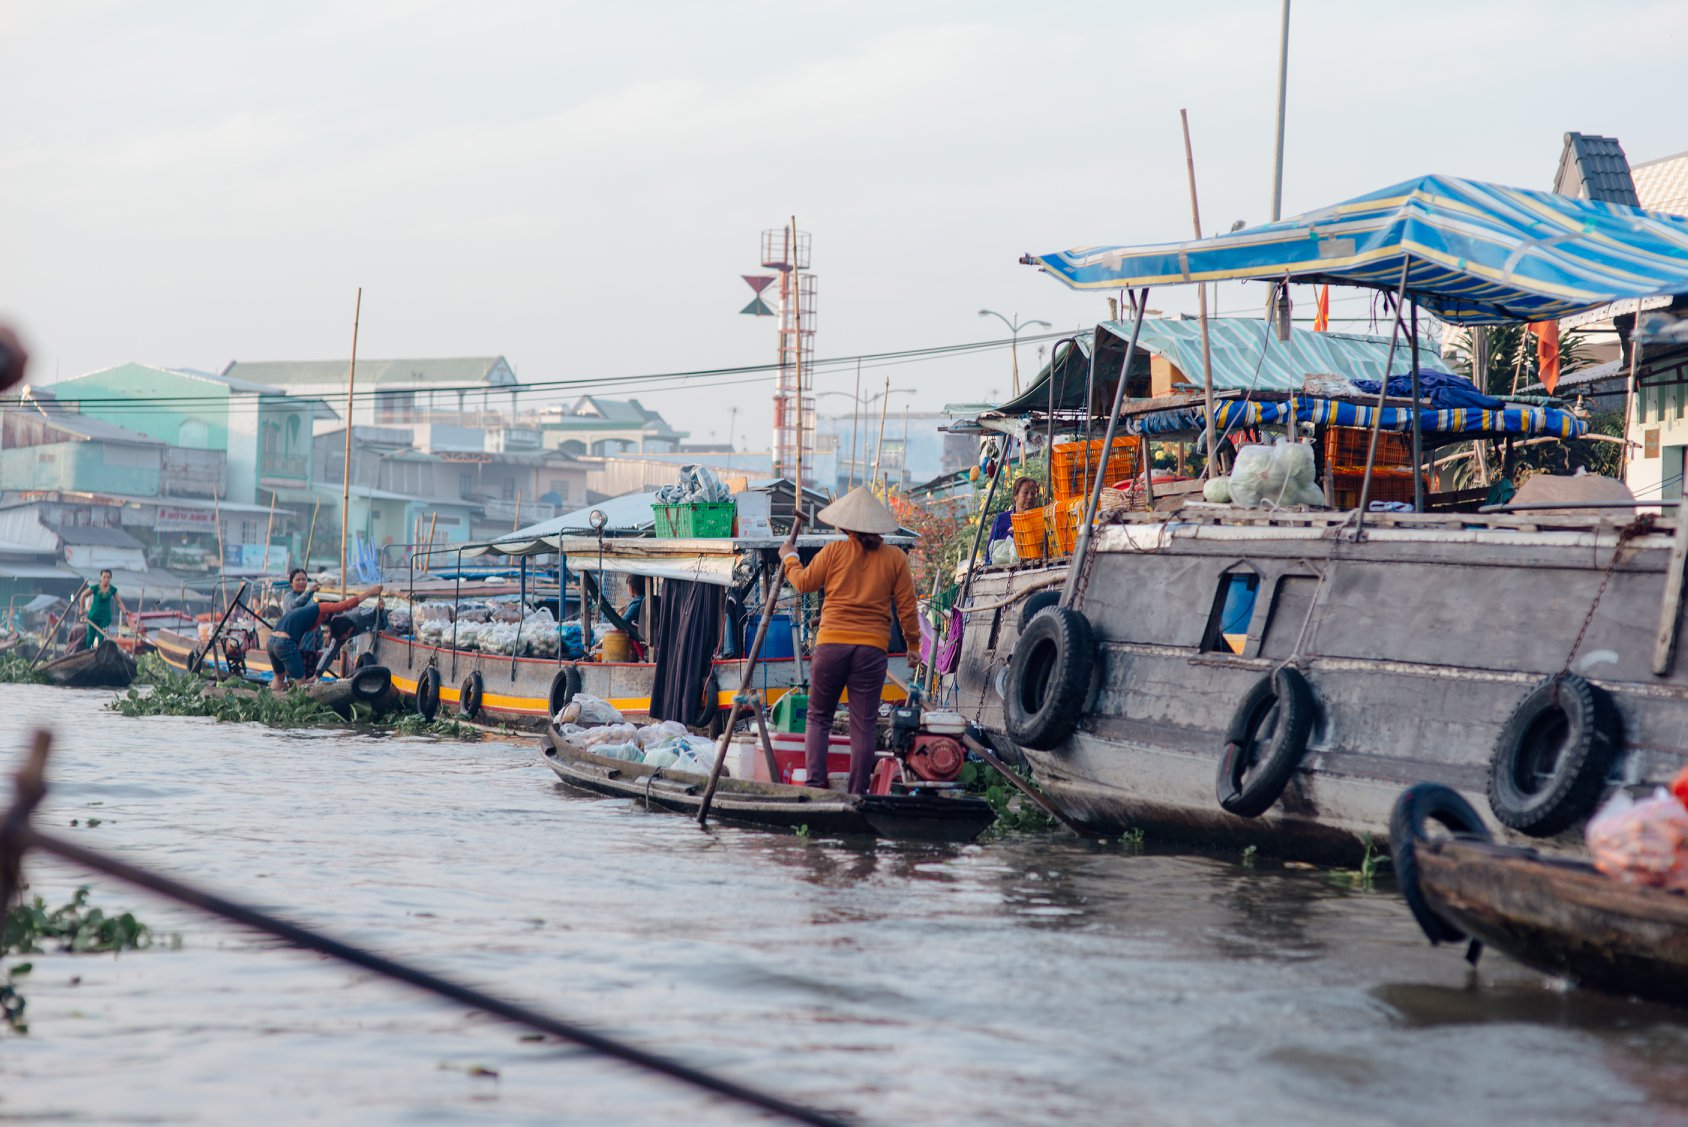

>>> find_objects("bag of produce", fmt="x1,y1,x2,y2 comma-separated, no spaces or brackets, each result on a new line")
1586,777,1688,892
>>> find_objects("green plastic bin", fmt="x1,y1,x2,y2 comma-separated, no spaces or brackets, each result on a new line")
652,501,736,538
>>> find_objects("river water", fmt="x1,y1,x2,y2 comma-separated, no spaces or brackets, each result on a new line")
2,684,1687,1126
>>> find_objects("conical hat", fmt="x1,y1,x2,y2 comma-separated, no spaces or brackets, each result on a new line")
816,485,901,535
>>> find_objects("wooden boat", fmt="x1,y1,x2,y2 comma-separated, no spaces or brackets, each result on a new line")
152,625,277,681
39,640,137,688
1390,783,1688,1005
366,534,912,728
540,727,997,843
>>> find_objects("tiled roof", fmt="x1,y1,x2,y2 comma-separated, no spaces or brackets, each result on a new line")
1553,132,1639,206
1634,151,1688,218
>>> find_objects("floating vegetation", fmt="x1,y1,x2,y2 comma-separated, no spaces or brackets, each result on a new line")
961,760,1061,835
3,886,161,1035
0,653,45,685
1328,834,1390,889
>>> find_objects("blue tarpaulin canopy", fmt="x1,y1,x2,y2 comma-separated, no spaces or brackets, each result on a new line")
1027,174,1688,325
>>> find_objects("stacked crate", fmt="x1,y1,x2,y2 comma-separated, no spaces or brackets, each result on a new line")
1325,427,1420,509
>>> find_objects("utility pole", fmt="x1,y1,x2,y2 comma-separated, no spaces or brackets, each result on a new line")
340,287,361,592
849,359,861,490
1270,0,1291,222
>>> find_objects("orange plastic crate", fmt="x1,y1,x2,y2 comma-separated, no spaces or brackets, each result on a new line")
1327,426,1411,472
1332,470,1421,510
1050,438,1140,504
1047,498,1085,555
1010,508,1049,561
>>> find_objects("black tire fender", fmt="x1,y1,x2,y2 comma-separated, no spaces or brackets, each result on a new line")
459,670,484,720
548,665,584,718
1389,782,1492,945
355,651,378,669
1017,589,1061,633
415,666,441,721
187,646,204,675
350,665,392,702
1487,672,1620,837
693,670,720,730
1216,667,1315,818
1004,607,1094,750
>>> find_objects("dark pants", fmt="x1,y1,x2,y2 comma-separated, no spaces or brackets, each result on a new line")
267,634,306,680
805,643,888,794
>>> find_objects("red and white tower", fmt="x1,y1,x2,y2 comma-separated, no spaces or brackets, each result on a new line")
750,221,816,486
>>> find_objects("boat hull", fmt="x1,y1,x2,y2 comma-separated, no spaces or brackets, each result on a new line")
364,632,911,729
1417,837,1688,1006
957,513,1688,863
39,640,137,688
539,728,996,842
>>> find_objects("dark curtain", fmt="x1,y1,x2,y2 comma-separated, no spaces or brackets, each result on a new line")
649,579,722,724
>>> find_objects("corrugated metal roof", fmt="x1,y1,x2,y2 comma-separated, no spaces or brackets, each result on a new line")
1554,132,1639,206
223,357,514,389
55,525,145,548
8,394,164,445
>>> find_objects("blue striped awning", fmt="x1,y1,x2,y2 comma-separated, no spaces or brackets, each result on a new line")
1027,174,1688,325
1125,397,1587,440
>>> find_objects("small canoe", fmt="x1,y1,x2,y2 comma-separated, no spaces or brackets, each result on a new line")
1391,782,1688,1006
540,727,998,843
39,640,137,688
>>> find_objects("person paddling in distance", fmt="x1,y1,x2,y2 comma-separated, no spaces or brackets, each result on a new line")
267,584,382,691
780,486,921,794
79,569,127,651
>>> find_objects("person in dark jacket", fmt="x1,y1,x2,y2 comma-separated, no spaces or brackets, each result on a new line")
267,585,381,689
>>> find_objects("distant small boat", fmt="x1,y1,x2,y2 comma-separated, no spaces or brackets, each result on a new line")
540,728,998,843
1391,782,1688,1007
39,640,137,689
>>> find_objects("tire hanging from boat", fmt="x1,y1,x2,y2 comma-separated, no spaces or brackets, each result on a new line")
548,665,583,719
1486,672,1620,837
1016,590,1061,633
693,670,720,730
415,665,441,721
1215,667,1315,818
459,670,484,720
1003,606,1094,750
1389,782,1492,945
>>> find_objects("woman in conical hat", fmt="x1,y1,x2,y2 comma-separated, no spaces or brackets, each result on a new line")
780,486,920,794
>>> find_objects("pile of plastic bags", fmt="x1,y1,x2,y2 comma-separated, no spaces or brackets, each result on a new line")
552,703,721,773
655,464,731,505
1586,769,1688,892
1225,441,1325,509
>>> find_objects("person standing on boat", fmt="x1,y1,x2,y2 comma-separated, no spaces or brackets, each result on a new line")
780,487,920,794
267,584,382,690
987,476,1042,554
79,570,126,651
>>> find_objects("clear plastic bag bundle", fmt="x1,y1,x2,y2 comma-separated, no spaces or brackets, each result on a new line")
1586,780,1688,892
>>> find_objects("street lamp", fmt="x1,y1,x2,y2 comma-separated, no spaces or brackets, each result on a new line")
979,310,1052,398
818,384,915,490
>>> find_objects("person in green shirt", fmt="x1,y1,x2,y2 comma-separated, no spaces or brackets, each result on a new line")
80,569,127,651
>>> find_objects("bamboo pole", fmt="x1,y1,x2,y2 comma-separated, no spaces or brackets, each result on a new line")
1179,109,1219,478
512,492,521,532
870,375,891,492
303,498,321,571
212,483,228,614
341,287,362,594
426,511,438,557
791,215,804,494
260,492,277,576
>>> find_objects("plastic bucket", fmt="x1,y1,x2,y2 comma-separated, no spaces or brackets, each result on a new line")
746,613,795,660
601,630,632,662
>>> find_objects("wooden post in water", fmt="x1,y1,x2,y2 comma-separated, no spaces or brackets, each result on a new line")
341,287,362,594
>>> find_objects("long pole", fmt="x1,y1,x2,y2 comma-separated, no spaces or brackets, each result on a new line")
1010,323,1021,399
341,287,362,594
260,492,277,576
1269,0,1291,222
212,483,228,614
1410,301,1425,512
1180,110,1219,477
791,215,805,494
849,359,861,489
303,498,321,569
871,377,891,491
900,406,910,492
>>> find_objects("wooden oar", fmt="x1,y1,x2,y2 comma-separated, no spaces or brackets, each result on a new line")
959,732,1087,837
698,520,803,824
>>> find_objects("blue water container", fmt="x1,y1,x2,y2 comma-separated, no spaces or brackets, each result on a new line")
747,612,795,660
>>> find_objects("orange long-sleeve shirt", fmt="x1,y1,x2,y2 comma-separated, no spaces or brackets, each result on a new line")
782,538,921,651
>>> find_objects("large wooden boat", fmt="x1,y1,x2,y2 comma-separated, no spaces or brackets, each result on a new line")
39,640,137,688
953,173,1688,864
540,727,996,843
364,534,912,728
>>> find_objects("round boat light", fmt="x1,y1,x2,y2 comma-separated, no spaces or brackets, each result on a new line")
588,509,608,532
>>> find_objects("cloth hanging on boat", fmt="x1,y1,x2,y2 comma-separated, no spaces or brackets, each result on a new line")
648,578,722,724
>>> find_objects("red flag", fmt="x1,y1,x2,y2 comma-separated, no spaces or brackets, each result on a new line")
1529,320,1561,394
1313,285,1330,332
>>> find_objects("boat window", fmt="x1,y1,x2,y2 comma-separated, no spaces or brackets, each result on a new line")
1201,572,1259,654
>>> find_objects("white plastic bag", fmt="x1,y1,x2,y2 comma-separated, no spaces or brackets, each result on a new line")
990,538,1019,566
1228,445,1273,508
1203,476,1232,504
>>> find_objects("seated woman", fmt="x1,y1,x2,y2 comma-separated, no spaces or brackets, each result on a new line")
988,476,1043,553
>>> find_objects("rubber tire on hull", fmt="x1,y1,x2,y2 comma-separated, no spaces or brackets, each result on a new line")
415,666,441,721
1017,590,1061,633
355,651,378,669
350,666,392,702
548,666,583,719
459,671,484,720
1004,607,1094,750
187,647,204,675
1389,782,1492,945
1487,672,1620,838
694,671,720,730
1216,667,1315,818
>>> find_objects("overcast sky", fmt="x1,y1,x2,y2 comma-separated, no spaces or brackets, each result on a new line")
4,0,1686,448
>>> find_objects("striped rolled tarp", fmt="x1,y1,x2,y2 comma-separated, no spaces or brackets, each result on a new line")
1124,397,1586,440
1028,174,1688,325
